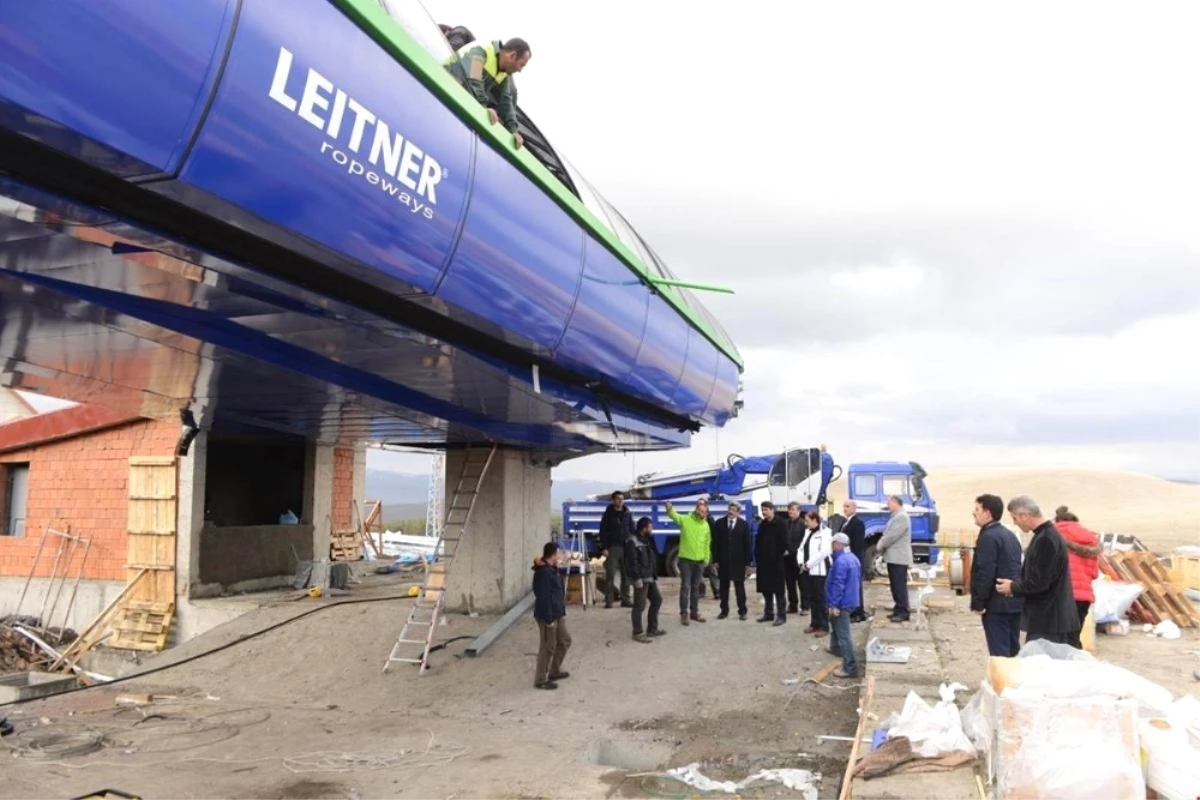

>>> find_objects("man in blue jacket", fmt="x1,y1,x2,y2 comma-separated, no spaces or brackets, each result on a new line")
970,494,1024,656
826,532,862,678
532,542,571,690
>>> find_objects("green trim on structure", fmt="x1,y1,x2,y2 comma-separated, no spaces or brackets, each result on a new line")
330,0,743,369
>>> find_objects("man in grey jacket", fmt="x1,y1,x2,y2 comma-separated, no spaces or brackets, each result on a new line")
877,495,913,622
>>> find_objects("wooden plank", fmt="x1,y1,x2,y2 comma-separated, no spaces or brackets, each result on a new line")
50,569,149,670
840,674,875,800
126,458,177,609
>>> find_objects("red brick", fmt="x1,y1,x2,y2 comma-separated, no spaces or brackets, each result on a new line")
0,417,176,579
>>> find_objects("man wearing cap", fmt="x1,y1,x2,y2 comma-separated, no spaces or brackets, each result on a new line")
825,532,862,678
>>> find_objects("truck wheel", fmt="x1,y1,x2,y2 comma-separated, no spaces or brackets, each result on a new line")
863,542,887,579
665,544,680,578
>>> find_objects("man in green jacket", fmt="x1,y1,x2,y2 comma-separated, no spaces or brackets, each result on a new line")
665,499,713,626
443,37,531,150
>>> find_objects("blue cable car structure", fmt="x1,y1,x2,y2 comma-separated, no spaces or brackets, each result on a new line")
0,0,743,454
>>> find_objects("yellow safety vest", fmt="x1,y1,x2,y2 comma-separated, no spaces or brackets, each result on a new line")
446,39,508,85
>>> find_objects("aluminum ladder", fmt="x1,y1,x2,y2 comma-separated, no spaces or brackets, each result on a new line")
383,445,497,674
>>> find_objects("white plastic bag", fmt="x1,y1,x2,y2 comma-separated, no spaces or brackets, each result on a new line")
887,682,975,758
1091,575,1143,623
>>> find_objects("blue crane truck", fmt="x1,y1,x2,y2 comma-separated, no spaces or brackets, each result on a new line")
561,447,940,577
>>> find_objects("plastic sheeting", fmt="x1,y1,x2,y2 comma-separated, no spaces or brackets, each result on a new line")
664,763,820,799
887,682,975,758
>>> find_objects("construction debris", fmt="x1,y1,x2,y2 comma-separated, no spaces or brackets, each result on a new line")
1099,550,1199,628
0,618,76,673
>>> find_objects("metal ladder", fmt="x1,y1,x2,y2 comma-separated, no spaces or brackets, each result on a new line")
383,445,497,674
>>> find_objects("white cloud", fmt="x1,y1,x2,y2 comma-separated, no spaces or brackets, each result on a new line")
419,2,1200,480
829,260,925,297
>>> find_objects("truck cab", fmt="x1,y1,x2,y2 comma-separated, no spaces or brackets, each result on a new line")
843,461,940,577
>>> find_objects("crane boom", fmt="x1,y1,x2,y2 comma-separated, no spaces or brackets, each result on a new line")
618,447,837,503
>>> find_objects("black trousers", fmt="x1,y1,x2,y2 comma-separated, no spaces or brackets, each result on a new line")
982,611,1022,657
887,563,910,618
632,581,662,636
1068,600,1091,649
719,575,747,615
784,560,801,611
761,590,786,620
808,574,829,631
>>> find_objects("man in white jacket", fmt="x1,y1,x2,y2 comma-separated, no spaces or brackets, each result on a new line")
798,510,832,638
877,495,913,622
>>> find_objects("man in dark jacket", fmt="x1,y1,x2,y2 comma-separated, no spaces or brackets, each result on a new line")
755,501,789,626
599,491,635,609
970,494,1024,656
710,501,753,620
625,517,664,642
996,496,1080,646
782,502,806,614
841,500,868,622
532,542,571,689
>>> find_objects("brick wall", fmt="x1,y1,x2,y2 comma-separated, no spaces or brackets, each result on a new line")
332,446,354,531
0,419,179,580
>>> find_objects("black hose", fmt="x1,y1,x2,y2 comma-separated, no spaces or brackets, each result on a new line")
1,594,468,708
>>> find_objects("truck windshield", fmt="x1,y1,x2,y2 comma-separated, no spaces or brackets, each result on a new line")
768,448,819,487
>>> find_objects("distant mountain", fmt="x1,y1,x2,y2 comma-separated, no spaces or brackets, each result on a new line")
366,468,617,515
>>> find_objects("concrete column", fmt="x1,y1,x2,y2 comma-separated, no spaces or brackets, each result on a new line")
445,447,551,614
175,430,207,600
305,442,335,571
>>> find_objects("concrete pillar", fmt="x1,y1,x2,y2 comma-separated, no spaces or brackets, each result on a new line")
305,442,335,568
445,448,551,614
175,430,207,600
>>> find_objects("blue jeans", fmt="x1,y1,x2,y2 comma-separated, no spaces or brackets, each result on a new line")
830,609,858,675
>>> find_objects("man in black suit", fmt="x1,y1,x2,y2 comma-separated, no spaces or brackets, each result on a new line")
841,500,868,622
710,501,753,620
970,493,1024,656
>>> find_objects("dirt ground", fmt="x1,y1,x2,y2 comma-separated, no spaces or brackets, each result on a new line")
0,576,864,800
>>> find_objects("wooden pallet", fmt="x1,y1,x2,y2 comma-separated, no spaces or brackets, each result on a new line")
1102,552,1199,628
108,601,175,651
330,531,362,562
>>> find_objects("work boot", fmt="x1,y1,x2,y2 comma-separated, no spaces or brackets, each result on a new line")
535,681,558,690
680,613,690,626
633,633,652,643
690,612,706,623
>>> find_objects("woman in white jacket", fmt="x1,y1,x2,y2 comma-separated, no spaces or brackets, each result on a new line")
798,511,832,637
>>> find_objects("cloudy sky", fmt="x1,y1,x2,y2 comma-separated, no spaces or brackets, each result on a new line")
393,2,1200,482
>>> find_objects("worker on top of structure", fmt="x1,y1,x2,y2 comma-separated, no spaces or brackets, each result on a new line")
443,36,531,150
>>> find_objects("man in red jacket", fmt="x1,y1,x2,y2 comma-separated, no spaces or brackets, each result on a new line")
1054,506,1102,647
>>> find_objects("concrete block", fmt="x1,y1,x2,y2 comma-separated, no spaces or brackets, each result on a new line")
0,670,77,702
